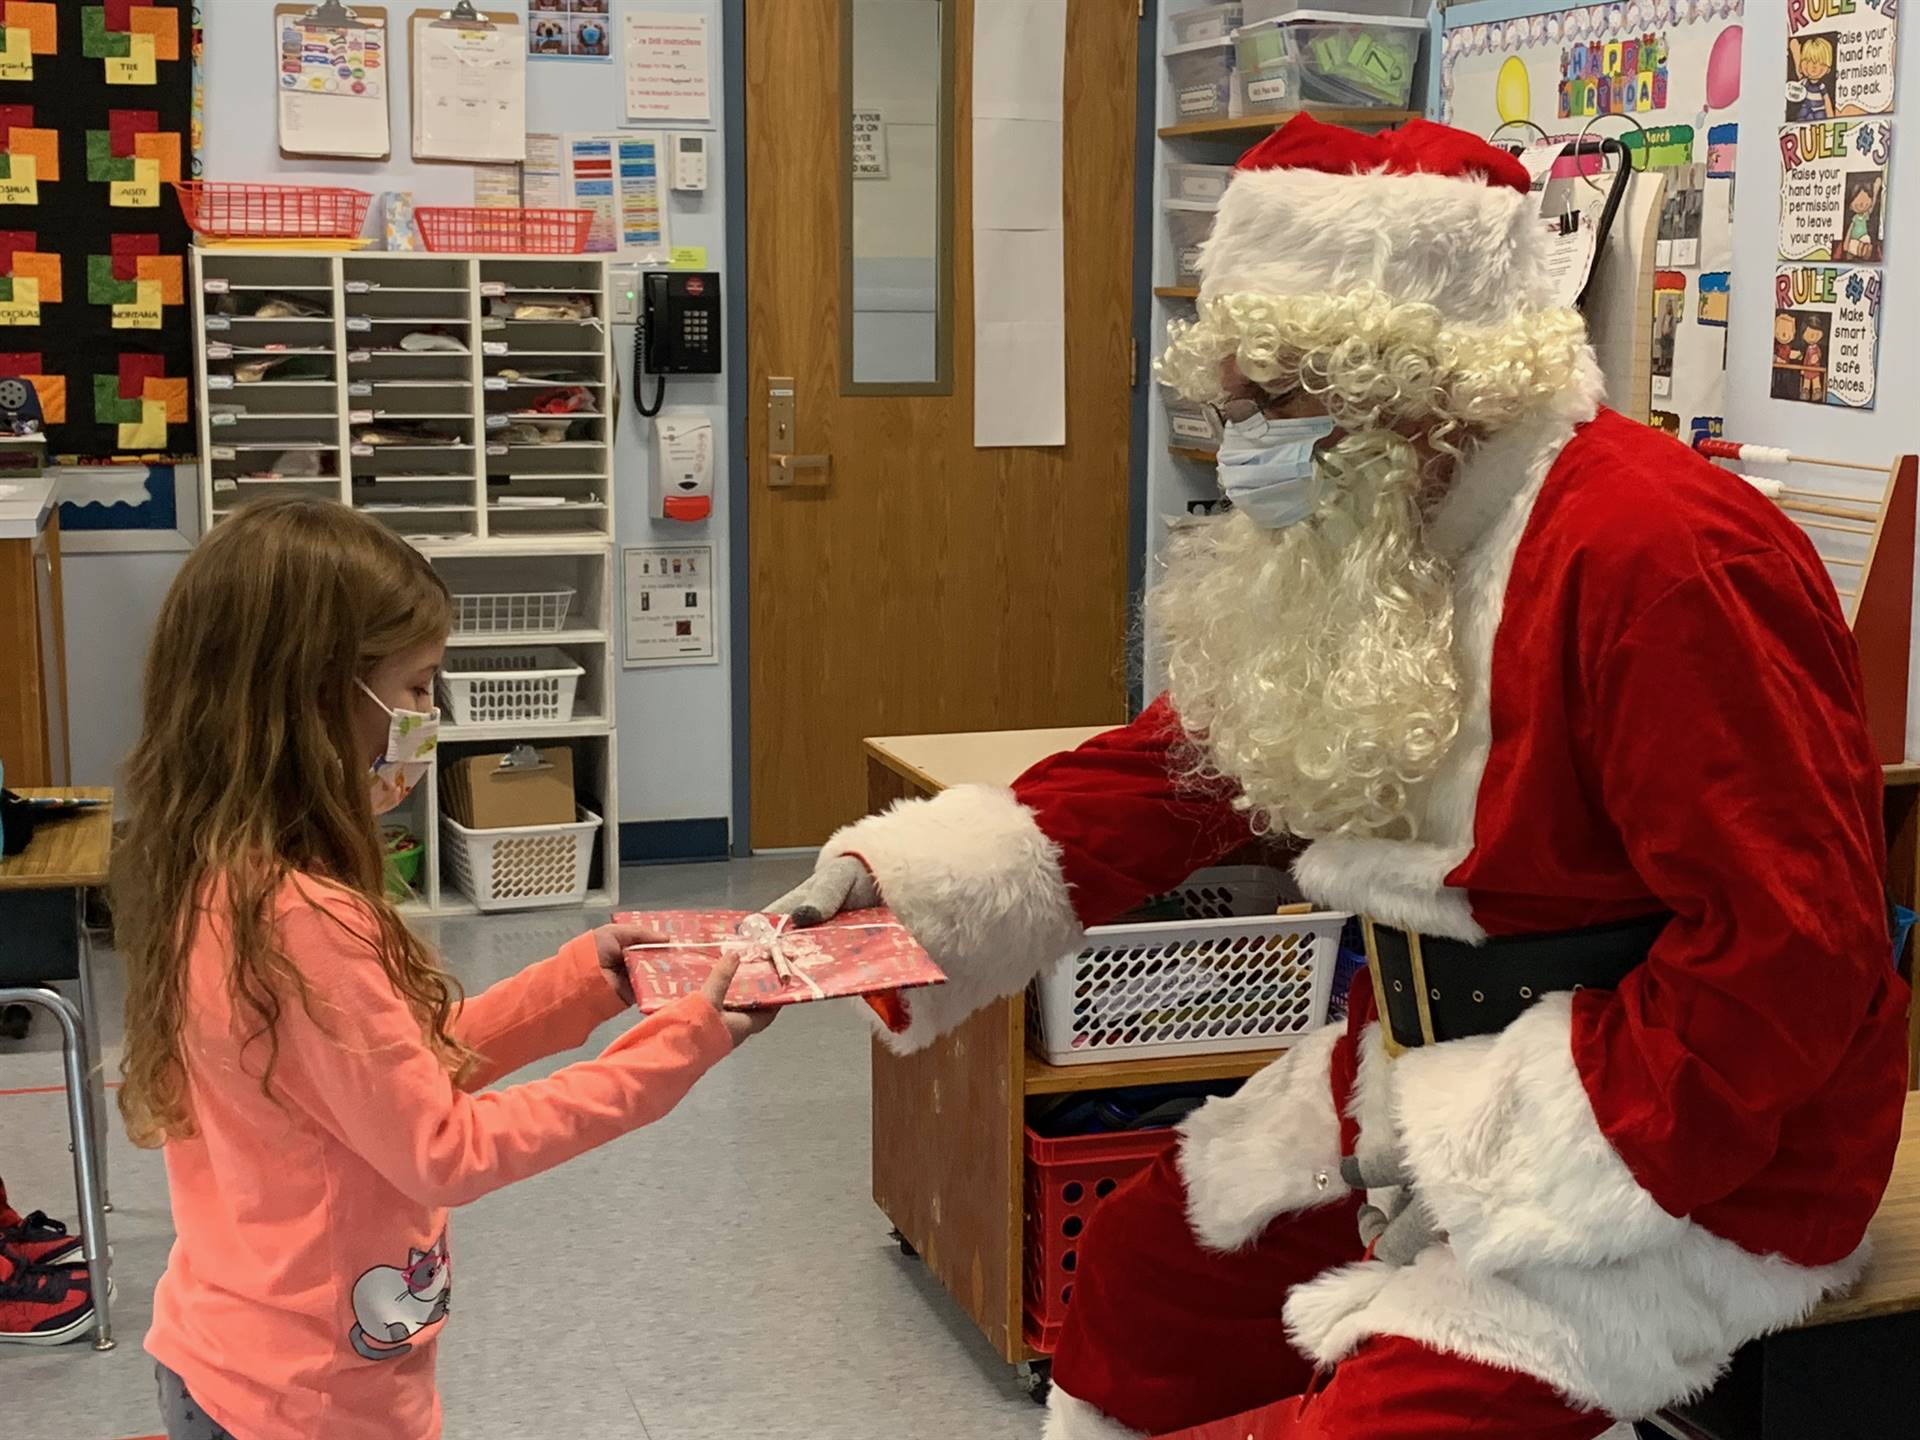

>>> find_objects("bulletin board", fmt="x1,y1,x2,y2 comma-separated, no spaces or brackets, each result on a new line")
0,0,202,469
1442,1,1747,449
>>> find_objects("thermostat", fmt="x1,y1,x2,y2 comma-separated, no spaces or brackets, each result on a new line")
673,133,710,193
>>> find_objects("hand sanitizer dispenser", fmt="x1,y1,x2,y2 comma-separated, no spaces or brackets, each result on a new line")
654,409,714,522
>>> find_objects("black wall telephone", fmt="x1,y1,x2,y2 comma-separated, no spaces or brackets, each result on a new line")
633,270,723,418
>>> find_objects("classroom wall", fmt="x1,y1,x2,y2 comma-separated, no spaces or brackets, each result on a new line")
64,0,736,832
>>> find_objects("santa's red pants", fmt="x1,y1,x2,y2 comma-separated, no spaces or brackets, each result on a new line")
1051,1144,1615,1440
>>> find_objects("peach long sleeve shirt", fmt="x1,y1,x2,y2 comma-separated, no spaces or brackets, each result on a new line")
145,878,732,1439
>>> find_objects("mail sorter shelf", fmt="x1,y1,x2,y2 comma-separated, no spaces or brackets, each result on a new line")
191,249,620,916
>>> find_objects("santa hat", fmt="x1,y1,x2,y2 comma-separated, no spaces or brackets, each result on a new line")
1199,116,1555,331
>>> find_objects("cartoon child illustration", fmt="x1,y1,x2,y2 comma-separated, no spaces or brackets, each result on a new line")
349,1232,452,1362
1799,313,1829,404
1771,310,1806,401
1788,36,1838,121
1840,173,1886,263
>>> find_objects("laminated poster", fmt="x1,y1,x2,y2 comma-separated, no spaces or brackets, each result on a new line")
1771,264,1882,409
1786,0,1900,124
1778,118,1892,262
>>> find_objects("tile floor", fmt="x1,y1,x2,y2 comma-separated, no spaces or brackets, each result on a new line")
0,858,1046,1440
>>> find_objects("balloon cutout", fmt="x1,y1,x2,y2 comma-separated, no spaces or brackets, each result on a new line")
1496,55,1532,123
1705,26,1742,110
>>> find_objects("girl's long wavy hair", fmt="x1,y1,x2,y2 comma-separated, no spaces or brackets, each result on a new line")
116,499,470,1147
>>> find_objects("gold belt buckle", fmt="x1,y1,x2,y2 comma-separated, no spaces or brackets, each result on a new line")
1362,915,1437,1058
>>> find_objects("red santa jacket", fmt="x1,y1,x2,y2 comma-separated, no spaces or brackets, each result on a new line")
834,408,1908,1283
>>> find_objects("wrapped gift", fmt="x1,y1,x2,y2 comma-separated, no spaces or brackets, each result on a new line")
618,908,946,1014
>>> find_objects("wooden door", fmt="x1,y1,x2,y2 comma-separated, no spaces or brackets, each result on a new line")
746,0,1137,848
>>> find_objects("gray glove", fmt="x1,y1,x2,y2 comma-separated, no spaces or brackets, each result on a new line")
1340,1152,1442,1267
766,855,880,928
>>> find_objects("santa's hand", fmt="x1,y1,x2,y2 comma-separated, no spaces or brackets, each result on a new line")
1340,1153,1442,1267
766,855,880,928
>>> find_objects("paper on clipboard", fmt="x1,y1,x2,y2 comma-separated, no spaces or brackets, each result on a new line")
276,6,392,160
411,10,526,163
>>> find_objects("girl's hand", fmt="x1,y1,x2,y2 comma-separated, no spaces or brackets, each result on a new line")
700,953,779,1048
590,923,664,1007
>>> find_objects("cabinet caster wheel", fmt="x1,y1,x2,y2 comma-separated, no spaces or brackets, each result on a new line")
889,1228,918,1259
1017,1360,1052,1406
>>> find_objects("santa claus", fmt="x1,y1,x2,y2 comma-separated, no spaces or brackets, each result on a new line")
774,117,1911,1439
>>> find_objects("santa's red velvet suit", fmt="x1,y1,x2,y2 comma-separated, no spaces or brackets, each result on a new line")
812,120,1911,1438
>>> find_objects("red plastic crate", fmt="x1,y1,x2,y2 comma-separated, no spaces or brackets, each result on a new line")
1022,1124,1181,1353
415,206,594,254
173,182,372,239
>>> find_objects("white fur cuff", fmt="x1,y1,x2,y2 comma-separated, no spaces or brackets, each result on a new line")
1178,1023,1351,1251
1043,1389,1143,1440
824,785,1082,1054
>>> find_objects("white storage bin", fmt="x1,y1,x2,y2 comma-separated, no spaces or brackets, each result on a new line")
1235,12,1426,111
1245,0,1423,21
1165,38,1238,122
1166,161,1235,204
438,646,584,726
1028,867,1345,1065
1165,392,1223,451
1165,200,1218,288
450,588,576,636
1169,2,1243,45
442,806,601,912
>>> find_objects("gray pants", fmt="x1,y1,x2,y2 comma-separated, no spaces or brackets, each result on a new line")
156,1364,240,1440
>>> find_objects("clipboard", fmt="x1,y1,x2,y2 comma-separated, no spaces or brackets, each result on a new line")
274,2,393,162
409,5,527,164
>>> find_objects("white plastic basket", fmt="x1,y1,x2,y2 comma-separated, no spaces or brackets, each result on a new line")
450,588,576,636
1028,867,1345,1065
438,647,584,726
442,806,601,912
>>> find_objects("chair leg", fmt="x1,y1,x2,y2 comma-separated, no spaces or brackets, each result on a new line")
73,891,111,1211
0,984,114,1351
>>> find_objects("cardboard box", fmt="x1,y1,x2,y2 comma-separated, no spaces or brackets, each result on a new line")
441,746,576,829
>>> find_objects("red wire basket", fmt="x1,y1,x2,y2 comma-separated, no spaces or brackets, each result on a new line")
173,182,373,240
415,207,595,255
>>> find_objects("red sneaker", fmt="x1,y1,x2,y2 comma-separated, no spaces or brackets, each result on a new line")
0,1249,98,1346
1,1209,84,1266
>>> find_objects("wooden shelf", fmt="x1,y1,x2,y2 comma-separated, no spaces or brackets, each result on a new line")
1024,1047,1286,1096
1155,286,1199,299
1159,108,1419,141
1170,445,1218,464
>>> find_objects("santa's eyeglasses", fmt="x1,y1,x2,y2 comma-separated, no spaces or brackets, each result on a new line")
1207,387,1302,437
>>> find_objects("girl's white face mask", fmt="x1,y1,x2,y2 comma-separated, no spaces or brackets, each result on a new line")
1217,413,1339,529
359,679,439,816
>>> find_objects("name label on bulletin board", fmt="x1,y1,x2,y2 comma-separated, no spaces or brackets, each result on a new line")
670,246,707,269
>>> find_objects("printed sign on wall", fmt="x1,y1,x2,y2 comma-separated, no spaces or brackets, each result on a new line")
1785,0,1900,123
1771,264,1882,408
1778,117,1892,262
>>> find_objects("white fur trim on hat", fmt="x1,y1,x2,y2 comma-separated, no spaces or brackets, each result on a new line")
1283,999,1868,1418
1200,167,1554,331
823,785,1082,1054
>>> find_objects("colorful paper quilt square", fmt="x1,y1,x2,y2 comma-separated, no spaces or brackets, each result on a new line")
86,132,137,183
7,127,59,182
12,250,59,303
94,372,143,423
109,110,160,159
132,131,181,182
0,105,27,137
0,25,34,82
106,30,156,85
110,155,161,208
120,396,167,449
111,232,158,281
0,230,31,270
23,371,61,422
105,0,144,32
81,8,131,61
3,2,56,54
0,350,38,375
118,350,162,397
88,255,137,305
134,252,181,304
143,374,187,423
128,5,177,63
0,152,39,205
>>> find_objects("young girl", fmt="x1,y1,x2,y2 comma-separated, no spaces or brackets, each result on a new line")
115,499,773,1439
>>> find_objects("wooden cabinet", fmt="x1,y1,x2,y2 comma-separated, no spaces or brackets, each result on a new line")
0,497,69,788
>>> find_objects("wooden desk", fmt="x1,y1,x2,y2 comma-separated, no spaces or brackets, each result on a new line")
0,787,113,890
0,481,71,788
1881,765,1920,1084
866,729,1292,1367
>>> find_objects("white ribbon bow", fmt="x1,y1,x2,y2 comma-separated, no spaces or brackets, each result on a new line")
628,913,902,1001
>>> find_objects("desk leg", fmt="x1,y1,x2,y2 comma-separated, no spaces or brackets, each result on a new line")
73,889,110,1210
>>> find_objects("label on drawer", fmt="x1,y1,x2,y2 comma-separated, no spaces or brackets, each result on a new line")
347,316,373,332
1177,84,1224,116
210,445,237,460
350,408,374,424
486,442,509,456
1169,413,1217,443
483,376,509,392
349,350,371,363
206,315,231,331
346,280,371,294
349,381,374,397
211,411,237,426
481,281,507,298
1245,75,1291,105
207,341,233,360
483,341,509,356
351,443,375,457
203,278,230,294
208,374,235,390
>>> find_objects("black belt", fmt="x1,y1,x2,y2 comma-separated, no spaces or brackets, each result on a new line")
1362,912,1671,1052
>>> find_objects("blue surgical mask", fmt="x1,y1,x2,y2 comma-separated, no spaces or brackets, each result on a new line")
1217,414,1339,530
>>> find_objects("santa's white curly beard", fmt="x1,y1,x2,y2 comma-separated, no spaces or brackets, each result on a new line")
1149,429,1461,841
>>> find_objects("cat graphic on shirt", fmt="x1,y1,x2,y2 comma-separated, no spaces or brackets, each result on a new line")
349,1231,451,1362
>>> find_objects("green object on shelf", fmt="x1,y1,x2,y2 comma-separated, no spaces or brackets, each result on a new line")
383,825,424,900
